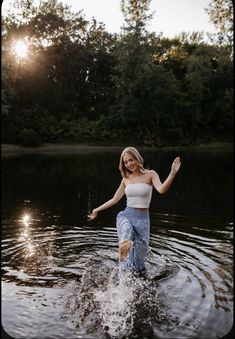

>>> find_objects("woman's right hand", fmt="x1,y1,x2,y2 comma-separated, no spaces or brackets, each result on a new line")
87,209,98,221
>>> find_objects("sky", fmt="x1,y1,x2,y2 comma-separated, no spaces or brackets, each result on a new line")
61,0,217,37
2,0,217,38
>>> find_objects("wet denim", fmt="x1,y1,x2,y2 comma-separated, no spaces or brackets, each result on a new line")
116,206,150,275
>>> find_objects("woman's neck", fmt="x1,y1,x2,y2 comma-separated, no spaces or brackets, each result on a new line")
130,170,143,177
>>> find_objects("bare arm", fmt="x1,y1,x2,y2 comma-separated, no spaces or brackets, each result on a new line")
150,157,181,194
87,179,126,220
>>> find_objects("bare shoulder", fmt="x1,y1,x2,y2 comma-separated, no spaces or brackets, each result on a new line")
144,169,158,185
146,169,159,178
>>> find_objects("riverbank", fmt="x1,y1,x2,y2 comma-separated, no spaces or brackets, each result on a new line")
1,142,233,154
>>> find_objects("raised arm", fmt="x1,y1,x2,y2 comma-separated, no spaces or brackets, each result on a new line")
150,156,181,194
87,179,126,220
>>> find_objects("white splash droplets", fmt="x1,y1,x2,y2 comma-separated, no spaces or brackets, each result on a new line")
95,271,137,338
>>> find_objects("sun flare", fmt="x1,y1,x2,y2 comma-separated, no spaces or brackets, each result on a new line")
12,40,28,59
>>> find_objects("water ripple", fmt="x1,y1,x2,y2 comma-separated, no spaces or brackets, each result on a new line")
2,212,233,339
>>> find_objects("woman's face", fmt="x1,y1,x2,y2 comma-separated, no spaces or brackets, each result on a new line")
123,153,138,172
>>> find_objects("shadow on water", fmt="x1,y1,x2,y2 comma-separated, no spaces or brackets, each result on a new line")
1,148,233,338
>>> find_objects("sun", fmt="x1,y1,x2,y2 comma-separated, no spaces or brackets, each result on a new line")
12,40,28,59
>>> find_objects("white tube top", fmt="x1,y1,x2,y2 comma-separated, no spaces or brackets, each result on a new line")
125,183,153,208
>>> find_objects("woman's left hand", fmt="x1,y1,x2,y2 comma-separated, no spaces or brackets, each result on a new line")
171,157,181,174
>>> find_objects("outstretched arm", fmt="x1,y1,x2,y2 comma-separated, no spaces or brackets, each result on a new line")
87,179,126,220
150,157,181,194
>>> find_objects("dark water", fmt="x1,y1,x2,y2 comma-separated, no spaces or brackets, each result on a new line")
1,148,233,339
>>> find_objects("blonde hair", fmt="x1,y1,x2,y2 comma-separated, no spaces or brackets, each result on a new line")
119,146,145,177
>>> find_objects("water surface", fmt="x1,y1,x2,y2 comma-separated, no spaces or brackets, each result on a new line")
2,148,233,338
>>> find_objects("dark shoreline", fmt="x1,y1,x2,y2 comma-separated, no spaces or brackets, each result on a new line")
1,142,233,155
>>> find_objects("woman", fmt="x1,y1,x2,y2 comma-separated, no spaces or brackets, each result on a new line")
88,147,181,277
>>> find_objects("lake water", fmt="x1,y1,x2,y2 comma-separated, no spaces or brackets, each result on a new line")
1,148,233,339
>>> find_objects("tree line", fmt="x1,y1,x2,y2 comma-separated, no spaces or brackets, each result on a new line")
2,0,233,147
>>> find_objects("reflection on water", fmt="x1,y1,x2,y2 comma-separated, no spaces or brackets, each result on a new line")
1,149,233,338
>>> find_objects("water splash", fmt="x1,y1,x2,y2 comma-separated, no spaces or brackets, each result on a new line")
94,270,164,338
95,271,137,338
63,250,176,338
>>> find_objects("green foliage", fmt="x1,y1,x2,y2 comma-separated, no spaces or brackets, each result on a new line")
121,0,153,35
205,0,233,46
19,128,42,147
1,0,233,147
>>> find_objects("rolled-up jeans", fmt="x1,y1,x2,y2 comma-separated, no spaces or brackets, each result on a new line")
116,206,150,275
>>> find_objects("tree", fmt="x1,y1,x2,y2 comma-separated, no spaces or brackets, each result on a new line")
110,0,154,142
139,63,180,145
2,0,117,136
205,0,233,47
121,0,153,35
2,0,233,146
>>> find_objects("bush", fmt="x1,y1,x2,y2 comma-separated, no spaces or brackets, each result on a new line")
19,128,42,147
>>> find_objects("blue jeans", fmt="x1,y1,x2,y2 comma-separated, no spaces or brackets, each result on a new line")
116,206,150,275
